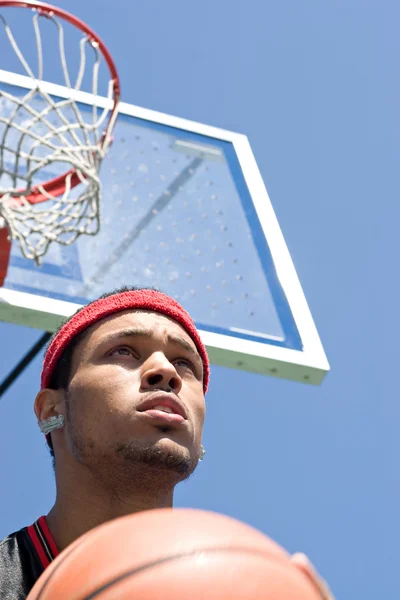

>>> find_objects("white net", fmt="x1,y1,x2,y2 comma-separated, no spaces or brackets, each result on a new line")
0,9,118,264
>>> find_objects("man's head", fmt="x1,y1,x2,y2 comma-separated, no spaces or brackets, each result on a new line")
34,286,208,492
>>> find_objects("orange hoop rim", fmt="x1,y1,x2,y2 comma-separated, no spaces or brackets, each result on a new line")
0,0,121,205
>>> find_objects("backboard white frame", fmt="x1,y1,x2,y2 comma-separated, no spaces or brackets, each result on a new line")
0,69,329,385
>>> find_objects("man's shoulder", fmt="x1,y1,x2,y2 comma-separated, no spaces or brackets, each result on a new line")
0,526,43,600
0,527,25,561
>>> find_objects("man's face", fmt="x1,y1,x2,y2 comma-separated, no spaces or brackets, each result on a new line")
61,309,206,483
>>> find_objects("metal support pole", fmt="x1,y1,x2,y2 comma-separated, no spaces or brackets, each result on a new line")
0,332,51,397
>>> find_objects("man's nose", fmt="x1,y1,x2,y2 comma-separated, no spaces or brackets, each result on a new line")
141,354,182,393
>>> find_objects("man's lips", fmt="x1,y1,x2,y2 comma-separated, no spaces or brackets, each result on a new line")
139,409,185,424
136,393,188,421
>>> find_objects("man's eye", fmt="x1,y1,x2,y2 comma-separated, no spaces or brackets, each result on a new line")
175,358,195,371
110,346,135,357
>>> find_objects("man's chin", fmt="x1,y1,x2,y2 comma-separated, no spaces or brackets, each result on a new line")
115,440,196,479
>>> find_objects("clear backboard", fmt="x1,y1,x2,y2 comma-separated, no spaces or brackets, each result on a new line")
0,69,329,385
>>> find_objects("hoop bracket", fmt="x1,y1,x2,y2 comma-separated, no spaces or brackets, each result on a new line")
0,227,11,286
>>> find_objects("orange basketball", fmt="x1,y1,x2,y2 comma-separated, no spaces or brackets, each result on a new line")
27,509,321,600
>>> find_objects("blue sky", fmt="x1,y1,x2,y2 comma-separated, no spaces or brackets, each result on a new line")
0,1,397,599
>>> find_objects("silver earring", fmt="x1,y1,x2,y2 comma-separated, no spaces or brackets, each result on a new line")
39,415,65,435
199,444,206,461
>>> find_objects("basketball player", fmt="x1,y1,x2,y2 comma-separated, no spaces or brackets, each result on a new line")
0,286,334,599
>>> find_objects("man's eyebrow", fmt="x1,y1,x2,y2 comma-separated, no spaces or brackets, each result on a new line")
167,333,200,360
100,327,201,361
101,327,154,345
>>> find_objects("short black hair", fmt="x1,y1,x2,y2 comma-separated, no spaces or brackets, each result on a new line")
45,285,160,459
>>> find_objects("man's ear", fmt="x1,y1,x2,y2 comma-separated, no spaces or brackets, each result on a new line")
34,388,65,422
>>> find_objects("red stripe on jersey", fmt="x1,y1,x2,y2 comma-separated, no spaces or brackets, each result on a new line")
38,516,59,558
27,524,50,569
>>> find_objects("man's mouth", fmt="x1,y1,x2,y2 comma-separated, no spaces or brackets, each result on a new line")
151,405,174,414
138,408,185,424
137,393,187,420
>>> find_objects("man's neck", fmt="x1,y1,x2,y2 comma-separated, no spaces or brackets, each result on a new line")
46,464,174,552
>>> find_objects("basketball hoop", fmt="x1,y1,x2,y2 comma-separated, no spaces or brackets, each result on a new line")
0,0,120,271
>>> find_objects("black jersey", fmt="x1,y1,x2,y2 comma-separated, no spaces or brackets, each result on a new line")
0,516,59,599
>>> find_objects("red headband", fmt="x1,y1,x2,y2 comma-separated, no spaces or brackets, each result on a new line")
41,290,210,393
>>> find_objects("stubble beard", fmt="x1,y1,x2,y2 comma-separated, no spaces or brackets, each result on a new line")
65,392,198,491
115,441,196,478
